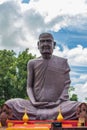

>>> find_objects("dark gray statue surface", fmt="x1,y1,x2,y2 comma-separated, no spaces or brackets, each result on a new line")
4,33,81,120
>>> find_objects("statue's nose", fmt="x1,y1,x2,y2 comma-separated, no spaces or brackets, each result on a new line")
43,40,48,45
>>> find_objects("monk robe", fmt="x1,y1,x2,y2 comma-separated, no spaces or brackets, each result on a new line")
5,55,81,120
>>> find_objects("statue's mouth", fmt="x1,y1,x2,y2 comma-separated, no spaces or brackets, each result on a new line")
42,51,51,55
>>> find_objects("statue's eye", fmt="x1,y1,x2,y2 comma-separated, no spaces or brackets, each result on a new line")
46,39,52,42
39,39,53,43
39,40,45,43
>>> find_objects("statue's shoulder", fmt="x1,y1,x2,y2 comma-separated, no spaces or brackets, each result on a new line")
53,55,67,63
52,55,68,69
27,57,42,66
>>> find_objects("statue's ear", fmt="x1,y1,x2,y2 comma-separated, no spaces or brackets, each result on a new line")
53,41,56,49
37,41,40,49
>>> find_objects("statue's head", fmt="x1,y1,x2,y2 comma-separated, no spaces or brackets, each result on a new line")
37,32,56,59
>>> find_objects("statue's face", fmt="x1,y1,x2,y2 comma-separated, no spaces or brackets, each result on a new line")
38,36,54,59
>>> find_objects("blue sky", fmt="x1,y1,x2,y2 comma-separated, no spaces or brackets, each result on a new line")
0,0,87,101
22,0,30,3
54,27,87,49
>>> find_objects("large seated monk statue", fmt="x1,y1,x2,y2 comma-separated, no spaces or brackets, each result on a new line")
0,32,85,125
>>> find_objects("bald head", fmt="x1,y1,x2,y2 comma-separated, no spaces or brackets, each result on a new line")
39,33,54,40
38,32,56,47
38,32,56,59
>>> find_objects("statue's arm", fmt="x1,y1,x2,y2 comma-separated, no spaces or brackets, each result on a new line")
27,60,48,107
59,59,71,101
44,59,71,108
27,61,35,104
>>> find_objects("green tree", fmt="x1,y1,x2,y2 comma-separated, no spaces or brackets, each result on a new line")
70,94,78,101
16,48,35,98
0,48,35,106
0,49,17,105
69,86,78,101
85,97,87,102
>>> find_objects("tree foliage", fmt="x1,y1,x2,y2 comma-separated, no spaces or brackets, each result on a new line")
70,94,78,101
69,86,78,101
0,48,35,105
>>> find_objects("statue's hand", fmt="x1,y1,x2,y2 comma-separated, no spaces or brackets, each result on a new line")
33,101,61,108
45,100,61,108
45,102,57,108
32,102,48,107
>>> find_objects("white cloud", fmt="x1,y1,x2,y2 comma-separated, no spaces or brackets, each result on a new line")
51,45,87,67
61,45,87,66
73,82,87,102
70,73,87,84
0,0,87,50
28,0,87,22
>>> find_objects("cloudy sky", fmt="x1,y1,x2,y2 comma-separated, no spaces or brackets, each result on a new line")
0,0,87,102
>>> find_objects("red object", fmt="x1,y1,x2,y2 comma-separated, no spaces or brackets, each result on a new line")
6,119,87,128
